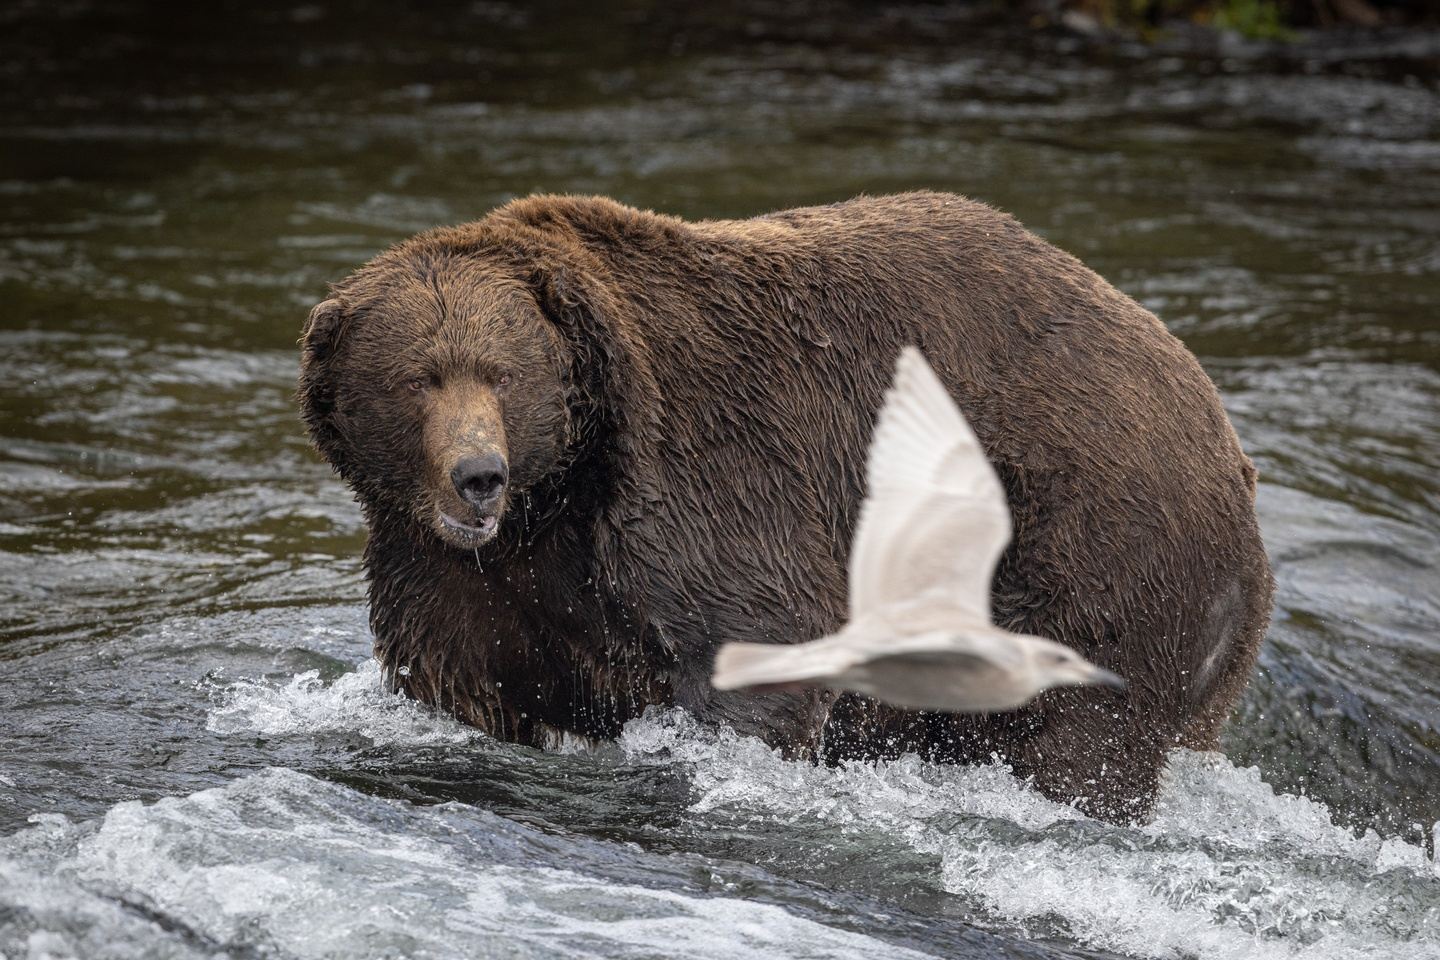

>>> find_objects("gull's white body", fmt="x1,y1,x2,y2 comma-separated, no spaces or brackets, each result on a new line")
712,347,1123,713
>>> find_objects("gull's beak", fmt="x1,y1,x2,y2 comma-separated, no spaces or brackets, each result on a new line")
1088,666,1127,690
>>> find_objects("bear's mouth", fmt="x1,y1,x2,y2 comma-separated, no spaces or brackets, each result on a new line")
438,509,500,546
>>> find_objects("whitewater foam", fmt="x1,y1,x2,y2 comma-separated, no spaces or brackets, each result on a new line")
205,658,487,748
0,769,931,960
180,663,1440,959
620,708,1440,959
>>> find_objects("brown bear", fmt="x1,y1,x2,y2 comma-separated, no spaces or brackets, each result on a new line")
298,191,1272,822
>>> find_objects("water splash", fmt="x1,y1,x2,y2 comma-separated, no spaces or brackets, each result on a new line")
0,660,1430,959
620,709,1440,959
0,769,932,960
191,664,1440,958
205,658,484,748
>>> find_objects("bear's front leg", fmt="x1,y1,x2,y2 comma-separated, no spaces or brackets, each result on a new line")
673,672,837,761
1015,684,1182,823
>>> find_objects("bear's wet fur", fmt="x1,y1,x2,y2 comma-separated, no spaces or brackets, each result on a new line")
299,192,1273,822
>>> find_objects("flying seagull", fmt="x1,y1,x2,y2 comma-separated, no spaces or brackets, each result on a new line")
712,347,1125,712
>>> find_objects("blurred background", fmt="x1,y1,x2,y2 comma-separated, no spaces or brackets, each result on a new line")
2,3,1438,958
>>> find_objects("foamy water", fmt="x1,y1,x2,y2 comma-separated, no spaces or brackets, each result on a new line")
1,769,935,960
621,709,1440,960
205,659,488,748
6,662,1434,960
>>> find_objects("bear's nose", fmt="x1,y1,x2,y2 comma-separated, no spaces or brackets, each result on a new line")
450,453,508,509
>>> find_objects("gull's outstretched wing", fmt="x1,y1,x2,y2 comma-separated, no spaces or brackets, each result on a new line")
713,625,1011,694
847,347,1011,622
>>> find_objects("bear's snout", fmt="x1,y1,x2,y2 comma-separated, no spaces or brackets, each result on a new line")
421,379,514,548
451,453,508,510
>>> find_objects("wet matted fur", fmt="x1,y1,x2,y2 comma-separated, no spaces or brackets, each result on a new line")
299,192,1273,822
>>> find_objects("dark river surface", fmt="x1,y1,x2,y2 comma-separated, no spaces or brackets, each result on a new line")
2,3,1438,958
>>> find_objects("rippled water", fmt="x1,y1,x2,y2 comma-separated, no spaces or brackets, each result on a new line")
2,3,1438,958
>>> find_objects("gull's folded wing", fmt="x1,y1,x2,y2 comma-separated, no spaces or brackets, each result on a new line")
847,347,1011,622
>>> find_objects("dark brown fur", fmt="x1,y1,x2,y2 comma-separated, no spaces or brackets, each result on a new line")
299,192,1273,822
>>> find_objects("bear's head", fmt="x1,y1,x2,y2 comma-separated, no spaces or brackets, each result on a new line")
297,231,630,552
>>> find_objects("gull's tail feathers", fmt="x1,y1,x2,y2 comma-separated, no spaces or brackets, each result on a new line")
711,639,852,691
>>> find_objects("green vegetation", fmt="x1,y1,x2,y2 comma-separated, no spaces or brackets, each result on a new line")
1056,0,1396,40
1208,0,1295,38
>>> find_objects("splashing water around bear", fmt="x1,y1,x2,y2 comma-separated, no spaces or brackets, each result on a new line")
9,662,1420,960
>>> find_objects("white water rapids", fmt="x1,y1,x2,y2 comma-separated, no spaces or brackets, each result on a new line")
3,661,1434,960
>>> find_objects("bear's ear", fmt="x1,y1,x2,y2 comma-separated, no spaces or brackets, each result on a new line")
297,297,353,467
300,297,349,364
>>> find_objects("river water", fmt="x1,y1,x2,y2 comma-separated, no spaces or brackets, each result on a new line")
2,3,1438,958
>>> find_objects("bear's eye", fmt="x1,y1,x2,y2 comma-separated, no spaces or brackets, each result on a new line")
496,372,512,389
406,377,429,393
